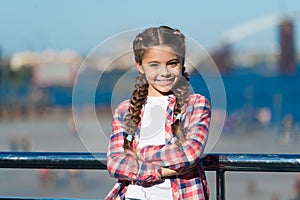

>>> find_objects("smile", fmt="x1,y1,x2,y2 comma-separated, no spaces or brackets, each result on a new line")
155,79,174,86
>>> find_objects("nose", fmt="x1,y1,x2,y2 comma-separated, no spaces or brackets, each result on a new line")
160,65,171,77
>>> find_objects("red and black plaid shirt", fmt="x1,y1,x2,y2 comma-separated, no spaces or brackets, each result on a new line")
106,94,211,200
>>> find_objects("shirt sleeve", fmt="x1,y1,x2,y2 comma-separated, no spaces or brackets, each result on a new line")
106,101,162,184
138,95,211,170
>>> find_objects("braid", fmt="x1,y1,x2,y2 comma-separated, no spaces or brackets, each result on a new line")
171,66,190,146
124,72,148,150
128,26,188,148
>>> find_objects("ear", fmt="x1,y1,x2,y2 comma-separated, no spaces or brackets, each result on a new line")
136,62,144,74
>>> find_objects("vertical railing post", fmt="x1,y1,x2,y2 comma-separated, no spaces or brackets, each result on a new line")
216,169,225,200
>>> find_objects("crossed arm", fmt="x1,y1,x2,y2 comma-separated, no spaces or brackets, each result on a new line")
106,96,211,183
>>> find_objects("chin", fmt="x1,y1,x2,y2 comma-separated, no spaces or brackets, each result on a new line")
158,89,174,95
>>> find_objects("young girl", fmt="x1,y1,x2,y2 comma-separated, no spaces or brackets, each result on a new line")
106,26,211,200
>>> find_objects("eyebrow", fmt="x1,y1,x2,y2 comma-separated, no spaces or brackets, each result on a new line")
147,58,179,64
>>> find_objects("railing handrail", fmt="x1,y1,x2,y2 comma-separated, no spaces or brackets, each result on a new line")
203,153,300,172
0,152,107,169
0,152,299,172
0,152,299,200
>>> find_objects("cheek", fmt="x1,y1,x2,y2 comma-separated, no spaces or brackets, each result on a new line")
144,71,157,81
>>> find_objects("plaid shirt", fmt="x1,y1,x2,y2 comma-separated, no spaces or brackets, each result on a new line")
106,94,211,200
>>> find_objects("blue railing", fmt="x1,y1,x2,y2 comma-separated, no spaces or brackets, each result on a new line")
0,152,299,200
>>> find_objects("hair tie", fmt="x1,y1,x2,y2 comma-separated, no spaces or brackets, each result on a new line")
176,114,182,120
126,134,133,142
135,36,143,42
173,31,181,36
183,71,190,79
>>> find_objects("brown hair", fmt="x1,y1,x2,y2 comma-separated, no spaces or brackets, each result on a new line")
124,26,190,150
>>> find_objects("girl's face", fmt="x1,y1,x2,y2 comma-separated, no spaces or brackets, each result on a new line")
136,46,182,96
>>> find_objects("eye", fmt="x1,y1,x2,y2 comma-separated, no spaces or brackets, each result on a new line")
167,61,180,67
148,63,159,68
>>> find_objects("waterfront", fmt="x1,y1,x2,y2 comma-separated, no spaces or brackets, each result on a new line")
0,112,299,200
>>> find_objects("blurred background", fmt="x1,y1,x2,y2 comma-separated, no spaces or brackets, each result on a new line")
1,0,300,200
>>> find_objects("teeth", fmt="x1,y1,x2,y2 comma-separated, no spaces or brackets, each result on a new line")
156,80,172,86
158,81,170,83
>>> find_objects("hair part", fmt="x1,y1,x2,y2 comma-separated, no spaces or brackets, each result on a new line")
133,26,186,65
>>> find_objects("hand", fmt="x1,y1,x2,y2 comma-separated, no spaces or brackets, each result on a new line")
161,167,178,177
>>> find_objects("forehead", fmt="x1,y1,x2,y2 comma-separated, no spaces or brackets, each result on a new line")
143,46,178,62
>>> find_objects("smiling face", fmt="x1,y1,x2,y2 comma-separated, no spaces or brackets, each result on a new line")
136,46,182,96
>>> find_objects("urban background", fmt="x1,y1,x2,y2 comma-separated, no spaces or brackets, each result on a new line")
1,17,300,136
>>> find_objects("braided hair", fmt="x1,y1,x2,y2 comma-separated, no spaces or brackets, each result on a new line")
124,26,190,150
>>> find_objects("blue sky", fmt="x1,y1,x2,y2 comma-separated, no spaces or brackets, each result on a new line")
1,0,300,56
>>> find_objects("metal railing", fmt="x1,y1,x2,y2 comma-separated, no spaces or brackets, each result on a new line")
0,152,300,200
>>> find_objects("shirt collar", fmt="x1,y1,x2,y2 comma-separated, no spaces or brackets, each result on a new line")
167,94,176,101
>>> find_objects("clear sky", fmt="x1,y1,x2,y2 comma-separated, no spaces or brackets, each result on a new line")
1,0,300,56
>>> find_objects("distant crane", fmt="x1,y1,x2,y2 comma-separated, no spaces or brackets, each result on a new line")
195,12,300,74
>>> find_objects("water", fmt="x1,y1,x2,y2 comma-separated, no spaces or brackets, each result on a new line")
2,69,300,122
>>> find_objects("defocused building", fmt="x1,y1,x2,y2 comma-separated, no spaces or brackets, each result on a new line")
9,50,82,88
33,50,82,87
279,18,296,75
10,51,37,71
211,43,232,74
0,47,2,83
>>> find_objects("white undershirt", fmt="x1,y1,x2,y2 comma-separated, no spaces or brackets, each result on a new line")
126,96,173,200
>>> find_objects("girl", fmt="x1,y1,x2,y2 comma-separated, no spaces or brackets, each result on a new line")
106,26,211,200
